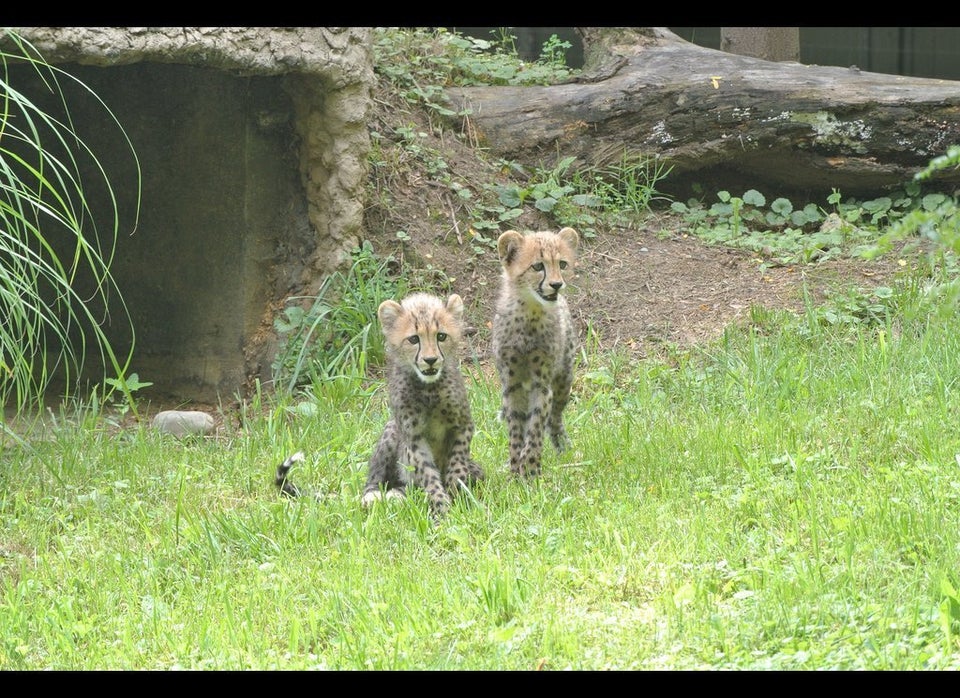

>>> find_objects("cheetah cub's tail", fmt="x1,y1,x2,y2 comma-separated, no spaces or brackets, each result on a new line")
275,451,306,498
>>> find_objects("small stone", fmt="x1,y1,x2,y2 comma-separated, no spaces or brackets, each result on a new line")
151,410,215,437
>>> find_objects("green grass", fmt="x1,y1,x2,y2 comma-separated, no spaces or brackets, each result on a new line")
3,280,960,669
0,28,142,420
4,25,960,670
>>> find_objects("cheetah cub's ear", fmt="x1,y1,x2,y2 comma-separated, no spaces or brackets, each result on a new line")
445,293,464,322
557,226,579,251
497,230,525,266
377,299,404,333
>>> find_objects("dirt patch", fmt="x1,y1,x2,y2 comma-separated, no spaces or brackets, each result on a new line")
570,225,904,355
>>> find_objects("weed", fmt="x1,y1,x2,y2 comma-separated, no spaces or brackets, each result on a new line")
373,27,577,104
539,34,574,68
492,156,577,215
470,151,670,242
101,372,153,423
271,242,406,394
669,181,960,270
809,286,897,330
392,124,450,180
568,152,674,232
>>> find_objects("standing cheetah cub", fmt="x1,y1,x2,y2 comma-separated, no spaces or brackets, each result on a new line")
361,292,484,518
492,226,579,478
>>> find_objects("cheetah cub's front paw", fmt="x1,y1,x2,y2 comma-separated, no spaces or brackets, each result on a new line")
361,488,406,507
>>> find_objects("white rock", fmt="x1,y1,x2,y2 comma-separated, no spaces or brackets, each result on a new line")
151,410,215,437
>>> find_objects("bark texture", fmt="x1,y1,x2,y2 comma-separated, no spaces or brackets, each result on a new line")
444,27,960,199
720,27,799,62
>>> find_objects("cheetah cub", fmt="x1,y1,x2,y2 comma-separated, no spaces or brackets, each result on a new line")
492,226,579,478
360,292,484,518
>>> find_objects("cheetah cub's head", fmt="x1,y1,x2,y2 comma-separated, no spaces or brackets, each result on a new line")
378,292,464,384
497,227,579,305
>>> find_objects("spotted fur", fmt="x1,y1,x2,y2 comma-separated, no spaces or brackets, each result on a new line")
360,292,484,518
275,451,305,497
492,227,579,478
273,451,326,501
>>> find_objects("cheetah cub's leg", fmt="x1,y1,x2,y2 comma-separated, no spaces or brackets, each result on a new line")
406,442,453,518
502,394,532,478
548,369,573,453
362,420,408,506
442,425,485,493
503,379,549,478
518,376,554,478
498,350,532,477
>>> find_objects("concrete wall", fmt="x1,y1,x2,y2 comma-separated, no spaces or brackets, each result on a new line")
66,63,312,401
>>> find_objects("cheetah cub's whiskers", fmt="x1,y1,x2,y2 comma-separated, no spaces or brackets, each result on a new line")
360,292,484,519
492,226,579,479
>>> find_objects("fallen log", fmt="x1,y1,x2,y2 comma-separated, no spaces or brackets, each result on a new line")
443,27,960,201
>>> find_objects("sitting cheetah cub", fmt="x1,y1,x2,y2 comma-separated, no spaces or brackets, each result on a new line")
492,227,579,478
361,292,484,518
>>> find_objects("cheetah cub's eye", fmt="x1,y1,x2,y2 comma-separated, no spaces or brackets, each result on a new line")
531,262,545,272
437,332,448,342
559,261,568,270
407,335,420,345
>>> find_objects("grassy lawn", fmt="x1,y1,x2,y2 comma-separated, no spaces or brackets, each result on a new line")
3,288,960,670
3,25,960,672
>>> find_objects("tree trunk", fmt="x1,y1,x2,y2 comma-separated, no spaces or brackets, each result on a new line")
444,28,960,201
720,27,799,62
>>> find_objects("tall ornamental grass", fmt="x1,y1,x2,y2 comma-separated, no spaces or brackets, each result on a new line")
0,28,140,428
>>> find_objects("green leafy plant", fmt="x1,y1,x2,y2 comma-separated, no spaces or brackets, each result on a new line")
668,184,951,267
915,145,960,181
0,28,141,420
812,286,897,329
538,33,573,68
102,372,152,421
392,124,450,180
372,28,578,106
493,155,577,215
857,155,960,314
477,152,672,241
868,147,960,255
271,242,407,394
938,576,960,653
